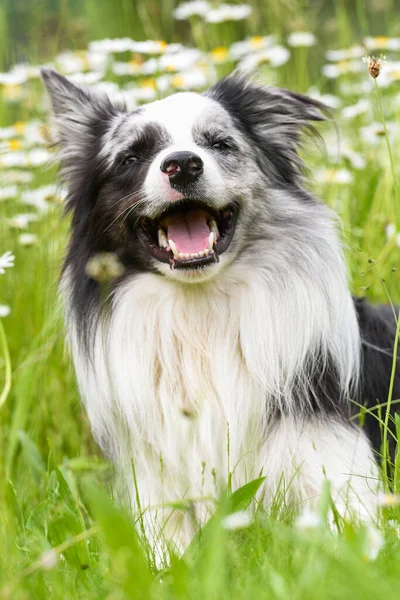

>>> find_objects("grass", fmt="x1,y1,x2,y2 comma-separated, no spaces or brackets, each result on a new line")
1,0,400,598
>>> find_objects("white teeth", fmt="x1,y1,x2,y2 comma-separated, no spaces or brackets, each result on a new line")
178,252,198,260
208,232,214,251
158,228,169,249
209,219,220,240
168,241,212,261
169,239,179,257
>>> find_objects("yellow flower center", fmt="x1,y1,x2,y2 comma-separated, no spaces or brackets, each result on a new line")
250,36,265,49
156,41,167,53
338,60,349,71
323,168,335,181
374,36,389,47
141,78,156,90
128,59,142,73
13,121,26,135
8,139,22,151
3,85,22,100
211,47,229,62
171,75,184,88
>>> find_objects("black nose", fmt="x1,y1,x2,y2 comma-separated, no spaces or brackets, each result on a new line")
161,151,204,187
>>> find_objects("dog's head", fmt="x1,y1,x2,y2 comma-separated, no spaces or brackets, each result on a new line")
42,70,328,284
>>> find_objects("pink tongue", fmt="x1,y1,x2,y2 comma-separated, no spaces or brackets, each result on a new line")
167,210,210,254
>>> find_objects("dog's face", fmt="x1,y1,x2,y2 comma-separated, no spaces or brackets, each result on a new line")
98,91,247,281
42,70,326,284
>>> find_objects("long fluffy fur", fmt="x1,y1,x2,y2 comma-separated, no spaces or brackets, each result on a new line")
41,70,399,559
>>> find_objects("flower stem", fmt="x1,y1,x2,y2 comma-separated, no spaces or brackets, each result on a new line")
382,306,400,487
0,318,12,407
374,78,400,225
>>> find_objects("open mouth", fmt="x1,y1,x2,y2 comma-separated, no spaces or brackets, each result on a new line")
138,200,238,270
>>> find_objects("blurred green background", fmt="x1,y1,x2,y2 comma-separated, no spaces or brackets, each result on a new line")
1,0,399,69
1,0,400,598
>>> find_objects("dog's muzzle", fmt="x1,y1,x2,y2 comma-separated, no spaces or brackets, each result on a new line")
138,200,239,270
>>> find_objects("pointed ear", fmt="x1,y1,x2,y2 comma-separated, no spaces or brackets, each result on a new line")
41,68,93,117
41,69,124,181
207,76,331,184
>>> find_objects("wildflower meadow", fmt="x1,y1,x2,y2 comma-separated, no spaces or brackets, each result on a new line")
0,1,400,598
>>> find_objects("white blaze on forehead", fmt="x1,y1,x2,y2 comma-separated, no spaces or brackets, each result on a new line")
140,92,226,145
101,92,229,167
141,92,232,211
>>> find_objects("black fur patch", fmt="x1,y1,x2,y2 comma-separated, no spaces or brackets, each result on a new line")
40,70,170,349
63,120,168,350
354,298,400,456
301,354,352,418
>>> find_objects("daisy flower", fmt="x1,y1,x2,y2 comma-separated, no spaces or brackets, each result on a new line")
0,251,15,274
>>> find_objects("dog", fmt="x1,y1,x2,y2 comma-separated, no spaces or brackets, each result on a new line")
42,69,399,559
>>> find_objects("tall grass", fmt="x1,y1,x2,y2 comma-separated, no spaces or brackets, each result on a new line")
0,1,400,598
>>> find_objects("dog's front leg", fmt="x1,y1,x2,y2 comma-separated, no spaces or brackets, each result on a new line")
127,472,202,568
260,417,380,521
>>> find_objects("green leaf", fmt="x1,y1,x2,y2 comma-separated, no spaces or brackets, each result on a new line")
17,430,46,481
183,477,266,565
82,478,152,598
229,476,267,512
63,456,112,472
394,413,400,493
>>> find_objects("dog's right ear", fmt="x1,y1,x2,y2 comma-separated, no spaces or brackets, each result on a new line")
41,68,94,118
41,69,123,181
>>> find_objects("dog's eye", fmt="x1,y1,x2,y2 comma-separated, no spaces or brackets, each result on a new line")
211,140,230,150
122,155,138,165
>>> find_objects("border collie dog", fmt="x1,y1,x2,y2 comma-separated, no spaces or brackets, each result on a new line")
42,70,399,555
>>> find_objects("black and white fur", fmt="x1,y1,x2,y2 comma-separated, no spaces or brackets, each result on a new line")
42,70,399,557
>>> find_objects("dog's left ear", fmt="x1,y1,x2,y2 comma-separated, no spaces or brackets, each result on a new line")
207,76,330,184
41,69,123,182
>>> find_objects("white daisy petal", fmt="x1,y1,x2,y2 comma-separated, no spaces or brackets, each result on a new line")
0,305,11,317
0,251,15,274
221,510,252,530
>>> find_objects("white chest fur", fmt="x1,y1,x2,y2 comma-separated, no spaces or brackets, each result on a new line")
67,262,378,555
80,269,270,498
67,254,368,504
